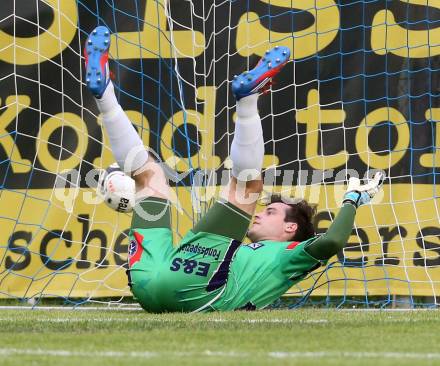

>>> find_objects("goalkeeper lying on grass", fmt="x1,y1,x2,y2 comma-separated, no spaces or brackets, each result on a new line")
84,26,384,312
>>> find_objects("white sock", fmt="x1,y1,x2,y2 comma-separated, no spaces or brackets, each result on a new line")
95,82,149,174
230,94,264,181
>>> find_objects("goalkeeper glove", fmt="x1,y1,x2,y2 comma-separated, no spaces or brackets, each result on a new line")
343,172,384,208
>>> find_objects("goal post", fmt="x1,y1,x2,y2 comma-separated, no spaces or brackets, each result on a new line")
0,0,439,308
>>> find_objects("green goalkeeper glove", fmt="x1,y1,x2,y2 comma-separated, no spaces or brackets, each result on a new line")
343,172,384,208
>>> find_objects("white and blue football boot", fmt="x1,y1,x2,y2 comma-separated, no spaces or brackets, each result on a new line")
84,26,111,98
231,46,290,100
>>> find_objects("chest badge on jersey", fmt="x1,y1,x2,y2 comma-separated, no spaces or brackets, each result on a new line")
128,231,144,267
128,240,137,256
247,242,265,250
286,241,300,250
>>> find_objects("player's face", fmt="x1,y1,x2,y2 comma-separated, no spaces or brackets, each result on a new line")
247,202,297,242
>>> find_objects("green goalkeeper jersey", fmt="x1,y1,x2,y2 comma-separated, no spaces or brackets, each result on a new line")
211,237,324,311
129,227,324,312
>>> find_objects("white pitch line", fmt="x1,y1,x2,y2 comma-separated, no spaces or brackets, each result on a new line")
0,306,142,311
340,308,440,312
0,317,327,324
0,348,439,360
268,352,440,359
1,316,440,324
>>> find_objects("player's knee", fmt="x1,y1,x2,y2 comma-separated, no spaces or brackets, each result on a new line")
133,157,170,199
246,179,263,195
230,177,263,202
134,157,165,182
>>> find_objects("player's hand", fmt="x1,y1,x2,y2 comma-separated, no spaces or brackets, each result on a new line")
342,172,384,208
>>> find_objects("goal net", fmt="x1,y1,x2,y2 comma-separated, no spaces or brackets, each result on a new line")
0,0,439,308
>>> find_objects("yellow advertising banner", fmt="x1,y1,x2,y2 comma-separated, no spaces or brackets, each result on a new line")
1,183,439,299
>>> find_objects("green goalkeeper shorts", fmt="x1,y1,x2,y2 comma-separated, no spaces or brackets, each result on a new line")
127,197,251,313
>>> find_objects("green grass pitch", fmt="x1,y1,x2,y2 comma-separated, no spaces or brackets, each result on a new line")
1,309,439,366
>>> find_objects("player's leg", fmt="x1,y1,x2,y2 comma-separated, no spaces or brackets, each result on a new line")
84,26,171,202
191,81,265,240
219,90,264,217
188,46,291,244
85,26,173,312
192,46,291,240
220,46,291,216
191,92,263,240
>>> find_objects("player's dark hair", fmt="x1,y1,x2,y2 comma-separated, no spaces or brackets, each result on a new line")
268,194,316,242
